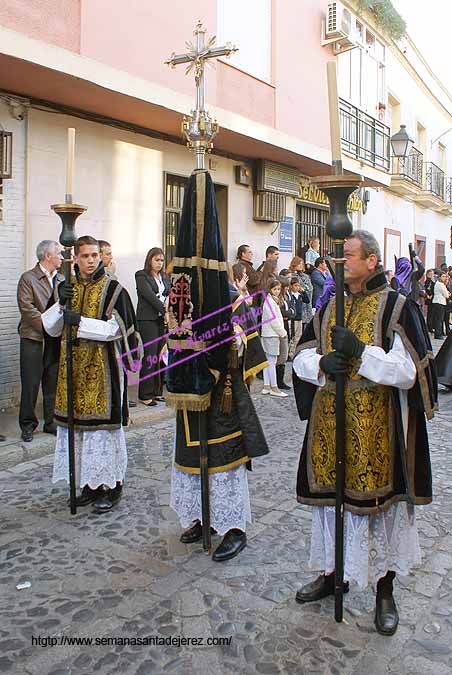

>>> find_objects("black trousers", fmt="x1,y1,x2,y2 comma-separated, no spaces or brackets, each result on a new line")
426,302,433,331
138,319,165,399
432,303,446,338
19,338,58,432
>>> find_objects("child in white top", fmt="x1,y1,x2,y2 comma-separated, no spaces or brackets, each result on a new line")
261,279,288,398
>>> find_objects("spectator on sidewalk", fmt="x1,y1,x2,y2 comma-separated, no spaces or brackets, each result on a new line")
304,237,320,271
432,272,451,339
311,257,329,309
288,277,310,360
236,244,261,298
261,279,288,398
98,239,117,280
288,256,313,326
257,246,280,273
17,240,63,442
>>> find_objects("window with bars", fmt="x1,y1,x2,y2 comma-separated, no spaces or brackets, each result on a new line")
295,204,332,257
164,174,187,265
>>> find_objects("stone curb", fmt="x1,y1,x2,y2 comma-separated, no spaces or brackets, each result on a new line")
0,405,174,472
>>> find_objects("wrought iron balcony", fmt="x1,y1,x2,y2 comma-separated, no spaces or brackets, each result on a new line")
424,162,445,199
391,147,423,187
339,98,390,171
444,177,452,205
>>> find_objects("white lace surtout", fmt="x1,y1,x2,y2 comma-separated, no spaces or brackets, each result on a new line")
170,464,251,536
53,426,128,489
309,501,422,588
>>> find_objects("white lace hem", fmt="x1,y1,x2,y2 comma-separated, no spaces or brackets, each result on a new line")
53,426,127,489
309,501,422,588
170,464,251,536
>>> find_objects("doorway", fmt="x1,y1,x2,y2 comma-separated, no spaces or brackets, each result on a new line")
164,173,228,264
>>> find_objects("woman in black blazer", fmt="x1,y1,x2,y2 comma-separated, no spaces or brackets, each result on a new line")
135,247,170,406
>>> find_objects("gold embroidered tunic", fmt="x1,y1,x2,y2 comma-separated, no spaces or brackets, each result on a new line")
308,292,392,499
55,275,112,423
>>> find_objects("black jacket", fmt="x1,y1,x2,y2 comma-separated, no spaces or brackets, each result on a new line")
135,270,170,321
289,290,310,321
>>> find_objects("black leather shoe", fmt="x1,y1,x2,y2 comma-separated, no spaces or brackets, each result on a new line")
67,485,99,507
139,398,158,407
154,396,166,402
128,400,137,408
180,520,216,544
295,574,349,603
93,483,123,513
43,423,57,436
375,572,399,635
212,529,247,562
180,520,203,543
375,593,399,635
21,430,33,443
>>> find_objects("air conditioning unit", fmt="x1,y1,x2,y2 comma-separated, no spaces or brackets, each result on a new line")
322,2,357,54
253,192,286,223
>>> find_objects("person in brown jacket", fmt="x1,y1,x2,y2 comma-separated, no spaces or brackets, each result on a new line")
236,244,261,298
17,240,62,442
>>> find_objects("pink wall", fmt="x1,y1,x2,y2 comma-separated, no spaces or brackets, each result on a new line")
274,0,331,151
1,0,332,152
80,0,331,149
0,0,80,52
217,62,275,128
81,0,217,101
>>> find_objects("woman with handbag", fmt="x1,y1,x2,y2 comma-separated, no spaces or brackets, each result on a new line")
135,247,170,406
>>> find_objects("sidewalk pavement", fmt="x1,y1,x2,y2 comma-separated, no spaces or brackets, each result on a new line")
0,385,174,472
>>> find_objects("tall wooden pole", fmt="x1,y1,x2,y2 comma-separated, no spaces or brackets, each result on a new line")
312,62,363,622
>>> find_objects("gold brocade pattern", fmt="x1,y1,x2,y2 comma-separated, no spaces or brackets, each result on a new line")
310,292,392,495
55,276,111,419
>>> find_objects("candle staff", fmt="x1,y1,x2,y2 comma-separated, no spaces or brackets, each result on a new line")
51,129,85,514
292,62,437,634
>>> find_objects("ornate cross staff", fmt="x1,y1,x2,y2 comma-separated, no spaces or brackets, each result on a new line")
311,62,363,622
52,129,86,515
165,22,237,552
165,20,237,170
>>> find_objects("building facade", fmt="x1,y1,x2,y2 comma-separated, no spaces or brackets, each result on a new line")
0,0,451,406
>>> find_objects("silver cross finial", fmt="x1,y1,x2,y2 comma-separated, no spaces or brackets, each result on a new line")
165,22,238,169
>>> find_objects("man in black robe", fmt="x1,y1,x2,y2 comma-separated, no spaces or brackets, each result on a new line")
293,230,436,635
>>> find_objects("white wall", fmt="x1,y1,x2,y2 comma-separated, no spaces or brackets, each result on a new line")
0,102,26,408
27,109,284,305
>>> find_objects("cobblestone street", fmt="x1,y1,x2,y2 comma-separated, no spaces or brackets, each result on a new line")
1,383,452,675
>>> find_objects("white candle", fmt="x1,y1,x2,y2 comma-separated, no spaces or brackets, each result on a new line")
326,61,342,164
66,128,75,198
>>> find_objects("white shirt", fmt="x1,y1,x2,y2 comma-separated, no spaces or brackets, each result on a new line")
41,302,121,341
39,263,57,289
155,274,166,303
433,281,450,306
293,333,416,390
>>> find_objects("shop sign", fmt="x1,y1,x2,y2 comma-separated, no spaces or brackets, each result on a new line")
279,216,293,252
299,176,362,212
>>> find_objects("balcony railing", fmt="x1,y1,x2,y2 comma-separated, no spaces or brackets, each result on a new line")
424,162,445,199
339,98,390,171
392,147,423,187
444,177,452,205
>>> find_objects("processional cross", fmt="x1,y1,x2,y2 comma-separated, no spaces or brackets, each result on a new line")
165,21,237,169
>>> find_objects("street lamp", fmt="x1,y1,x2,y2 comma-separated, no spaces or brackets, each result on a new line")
390,124,414,158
